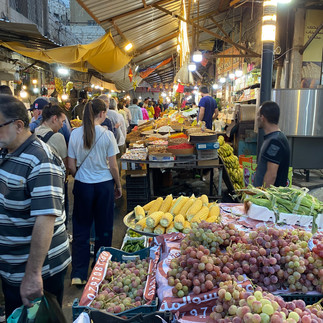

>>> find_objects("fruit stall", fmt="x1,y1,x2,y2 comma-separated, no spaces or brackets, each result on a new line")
72,187,323,323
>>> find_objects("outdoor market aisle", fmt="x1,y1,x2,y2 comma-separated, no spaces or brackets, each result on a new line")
61,173,128,321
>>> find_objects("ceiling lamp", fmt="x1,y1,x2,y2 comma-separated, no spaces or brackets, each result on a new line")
61,93,68,101
193,50,203,63
219,77,226,83
229,73,235,80
235,70,243,77
20,90,28,98
188,62,197,72
57,67,69,76
212,84,219,90
125,43,133,51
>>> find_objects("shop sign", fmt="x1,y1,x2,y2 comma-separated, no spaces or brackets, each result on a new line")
216,47,240,77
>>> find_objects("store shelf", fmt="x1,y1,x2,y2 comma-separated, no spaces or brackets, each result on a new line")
234,83,260,93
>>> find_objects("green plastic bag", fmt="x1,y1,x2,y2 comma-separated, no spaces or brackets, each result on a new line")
7,291,66,323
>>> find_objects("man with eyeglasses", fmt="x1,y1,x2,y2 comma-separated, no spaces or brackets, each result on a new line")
0,95,71,317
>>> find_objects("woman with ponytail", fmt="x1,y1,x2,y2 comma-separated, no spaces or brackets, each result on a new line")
67,98,122,285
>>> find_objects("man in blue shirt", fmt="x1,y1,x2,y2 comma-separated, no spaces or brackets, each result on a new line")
29,97,49,132
198,86,218,129
128,98,143,129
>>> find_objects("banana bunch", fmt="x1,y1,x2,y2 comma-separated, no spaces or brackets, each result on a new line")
217,136,244,190
54,77,64,95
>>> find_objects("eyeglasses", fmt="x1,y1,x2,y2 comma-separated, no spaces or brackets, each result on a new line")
0,119,18,128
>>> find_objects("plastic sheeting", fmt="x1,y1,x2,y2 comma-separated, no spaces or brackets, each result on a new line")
0,33,131,73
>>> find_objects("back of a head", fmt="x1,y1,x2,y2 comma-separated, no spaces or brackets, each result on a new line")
0,85,13,96
42,103,65,122
118,102,124,110
0,95,29,128
200,86,209,94
138,102,143,108
83,98,107,149
132,98,138,105
109,98,117,110
98,94,110,107
260,101,280,125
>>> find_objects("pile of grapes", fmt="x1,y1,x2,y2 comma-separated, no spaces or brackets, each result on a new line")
208,282,323,322
91,258,150,313
167,222,323,297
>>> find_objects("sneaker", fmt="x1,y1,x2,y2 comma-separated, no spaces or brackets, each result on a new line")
71,278,87,285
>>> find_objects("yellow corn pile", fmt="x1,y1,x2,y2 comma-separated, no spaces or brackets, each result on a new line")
129,194,221,235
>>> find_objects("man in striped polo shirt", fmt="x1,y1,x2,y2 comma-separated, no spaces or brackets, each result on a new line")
0,95,71,316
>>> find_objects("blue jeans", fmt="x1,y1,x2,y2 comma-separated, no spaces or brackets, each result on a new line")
71,180,114,280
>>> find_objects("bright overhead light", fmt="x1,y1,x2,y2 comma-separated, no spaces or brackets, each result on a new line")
277,0,291,3
91,84,95,88
57,67,69,76
95,85,99,89
32,79,38,85
33,87,39,94
100,87,104,91
235,70,243,77
125,43,133,51
61,93,68,101
229,73,235,80
22,85,27,90
135,65,139,72
161,92,166,97
193,50,203,63
111,90,115,93
220,77,226,83
20,90,28,98
262,24,276,42
108,94,112,98
139,96,142,100
212,84,219,90
188,62,196,72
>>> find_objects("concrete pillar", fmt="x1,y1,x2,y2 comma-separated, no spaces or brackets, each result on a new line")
289,8,305,89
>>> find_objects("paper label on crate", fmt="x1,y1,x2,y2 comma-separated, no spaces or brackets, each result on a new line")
79,251,112,306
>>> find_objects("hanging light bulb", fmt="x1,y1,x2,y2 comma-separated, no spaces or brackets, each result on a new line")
193,50,203,63
188,62,196,72
219,77,226,83
229,73,235,80
235,70,243,77
20,90,28,98
212,84,219,90
61,93,68,101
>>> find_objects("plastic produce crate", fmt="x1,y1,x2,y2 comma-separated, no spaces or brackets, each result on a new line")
280,293,323,305
72,247,156,321
75,309,173,323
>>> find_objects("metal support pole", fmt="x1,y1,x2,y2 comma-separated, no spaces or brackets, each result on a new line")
257,41,274,159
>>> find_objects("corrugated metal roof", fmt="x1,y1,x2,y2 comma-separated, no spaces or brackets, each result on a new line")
0,20,59,49
77,0,237,87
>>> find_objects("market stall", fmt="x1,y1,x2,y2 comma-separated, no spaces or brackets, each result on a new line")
72,187,323,322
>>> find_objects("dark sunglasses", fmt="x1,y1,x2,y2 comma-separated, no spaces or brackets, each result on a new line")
0,119,18,128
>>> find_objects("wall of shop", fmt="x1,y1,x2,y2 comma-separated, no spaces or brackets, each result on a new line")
69,25,105,44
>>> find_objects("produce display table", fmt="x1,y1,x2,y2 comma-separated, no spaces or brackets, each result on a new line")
121,157,224,200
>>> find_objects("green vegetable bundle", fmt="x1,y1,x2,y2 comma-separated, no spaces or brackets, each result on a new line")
122,239,145,253
242,185,323,217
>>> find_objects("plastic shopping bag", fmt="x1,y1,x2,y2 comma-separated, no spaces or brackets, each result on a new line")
7,291,66,323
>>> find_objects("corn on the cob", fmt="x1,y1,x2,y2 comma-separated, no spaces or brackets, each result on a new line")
148,197,163,215
134,205,145,220
154,224,165,235
135,217,147,231
190,206,209,223
179,198,194,218
166,221,177,234
183,221,191,234
144,227,153,233
159,194,173,213
209,204,220,219
200,194,209,206
186,199,203,221
143,200,155,212
170,196,189,215
170,197,178,209
205,215,218,223
174,214,185,230
146,211,164,228
160,212,173,228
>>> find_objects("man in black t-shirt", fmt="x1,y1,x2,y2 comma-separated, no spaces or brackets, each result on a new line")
254,101,290,188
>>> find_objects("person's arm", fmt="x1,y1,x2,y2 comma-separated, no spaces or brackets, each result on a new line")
68,157,77,177
212,108,219,120
108,155,122,199
139,109,143,120
263,161,279,188
20,215,56,307
198,106,205,122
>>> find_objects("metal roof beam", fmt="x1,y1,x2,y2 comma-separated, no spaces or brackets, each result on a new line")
152,4,260,57
134,46,176,64
76,0,101,24
134,32,179,56
100,0,174,23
